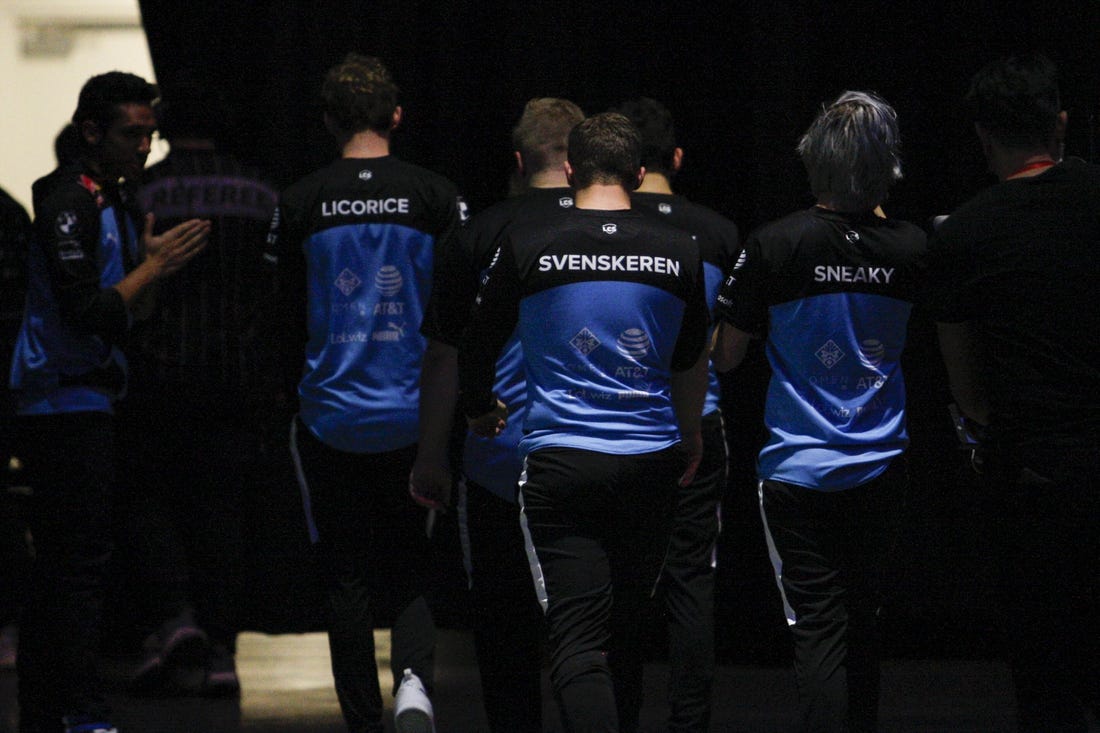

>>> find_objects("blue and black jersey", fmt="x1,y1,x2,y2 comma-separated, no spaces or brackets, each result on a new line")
717,207,926,490
632,192,739,418
10,162,138,415
460,207,709,457
424,187,574,499
266,155,464,454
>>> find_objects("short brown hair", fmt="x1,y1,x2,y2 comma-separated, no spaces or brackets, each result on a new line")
511,98,585,175
321,54,399,134
566,112,641,189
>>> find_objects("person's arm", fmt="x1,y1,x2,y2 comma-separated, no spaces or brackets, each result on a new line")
458,242,521,433
409,338,458,509
712,321,753,372
936,320,989,426
113,213,210,306
670,345,710,486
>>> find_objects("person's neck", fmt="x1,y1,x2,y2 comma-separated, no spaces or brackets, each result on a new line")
79,156,115,187
634,171,673,195
341,129,391,159
574,182,632,210
527,168,570,189
997,149,1057,181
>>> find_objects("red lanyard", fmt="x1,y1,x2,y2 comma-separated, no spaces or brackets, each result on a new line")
1007,160,1055,179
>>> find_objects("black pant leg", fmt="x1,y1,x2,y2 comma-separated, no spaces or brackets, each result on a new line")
291,417,435,732
17,412,115,733
663,411,726,732
760,465,902,733
461,478,544,733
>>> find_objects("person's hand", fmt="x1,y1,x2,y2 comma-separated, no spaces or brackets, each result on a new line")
408,457,452,511
142,213,210,277
467,398,508,438
677,429,703,487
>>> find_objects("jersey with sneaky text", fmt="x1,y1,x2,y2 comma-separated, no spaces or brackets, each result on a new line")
718,207,927,490
266,156,463,453
460,208,709,457
423,187,574,499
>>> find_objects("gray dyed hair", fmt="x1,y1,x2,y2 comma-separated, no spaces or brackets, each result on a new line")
797,91,902,212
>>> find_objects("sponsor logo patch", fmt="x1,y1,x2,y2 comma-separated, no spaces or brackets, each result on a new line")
55,211,78,236
570,327,601,356
335,269,362,296
616,328,650,359
375,265,403,296
815,340,845,369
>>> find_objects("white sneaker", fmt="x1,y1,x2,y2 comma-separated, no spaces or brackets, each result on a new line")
394,668,435,733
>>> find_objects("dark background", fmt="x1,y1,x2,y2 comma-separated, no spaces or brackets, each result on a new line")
133,0,1099,662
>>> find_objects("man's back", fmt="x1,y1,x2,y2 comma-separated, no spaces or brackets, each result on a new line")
465,206,708,456
930,158,1100,458
721,206,927,488
138,149,277,395
271,155,461,453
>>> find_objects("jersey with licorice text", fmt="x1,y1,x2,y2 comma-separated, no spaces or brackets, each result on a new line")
460,208,709,457
423,187,573,498
10,162,138,415
266,156,464,453
717,207,926,490
632,192,739,418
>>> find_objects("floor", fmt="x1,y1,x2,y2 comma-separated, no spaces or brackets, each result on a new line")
0,629,1031,732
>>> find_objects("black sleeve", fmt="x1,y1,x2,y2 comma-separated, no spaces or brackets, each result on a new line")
922,226,975,324
671,256,710,371
35,188,129,342
714,235,767,336
458,238,521,418
422,221,481,346
266,198,307,404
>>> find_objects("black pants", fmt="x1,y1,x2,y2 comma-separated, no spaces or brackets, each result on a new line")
520,446,680,733
759,461,905,733
459,478,544,733
986,453,1100,733
15,411,116,733
291,416,436,733
660,410,726,732
114,388,251,649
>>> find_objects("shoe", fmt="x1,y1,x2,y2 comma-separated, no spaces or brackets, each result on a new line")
201,643,240,697
0,624,16,670
130,611,208,695
62,716,119,733
394,668,435,733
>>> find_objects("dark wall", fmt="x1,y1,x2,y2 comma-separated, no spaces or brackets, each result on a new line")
136,0,1099,656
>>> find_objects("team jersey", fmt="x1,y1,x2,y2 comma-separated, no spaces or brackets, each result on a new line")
717,207,926,490
632,191,740,417
424,187,575,498
10,162,139,415
460,207,709,457
266,155,464,454
924,158,1100,460
137,150,278,397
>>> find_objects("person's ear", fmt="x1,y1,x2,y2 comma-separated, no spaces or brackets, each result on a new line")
81,120,102,146
514,151,525,178
671,147,683,174
563,160,574,187
391,106,403,131
633,166,646,191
